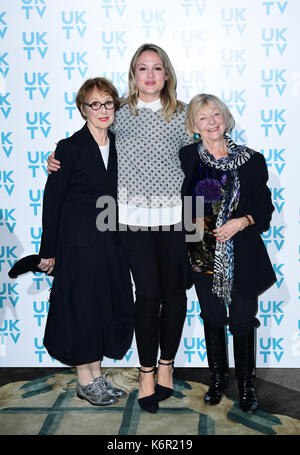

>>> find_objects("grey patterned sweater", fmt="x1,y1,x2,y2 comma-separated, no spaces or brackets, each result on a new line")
111,103,192,224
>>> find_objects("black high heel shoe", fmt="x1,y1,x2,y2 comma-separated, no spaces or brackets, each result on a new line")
155,360,174,402
138,367,159,414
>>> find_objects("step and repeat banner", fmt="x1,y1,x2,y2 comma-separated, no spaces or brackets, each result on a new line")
0,0,299,367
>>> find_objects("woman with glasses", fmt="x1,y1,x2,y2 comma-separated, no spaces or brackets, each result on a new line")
37,77,134,406
48,44,193,414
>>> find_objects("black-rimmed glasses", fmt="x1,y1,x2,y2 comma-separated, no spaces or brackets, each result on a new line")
84,100,115,110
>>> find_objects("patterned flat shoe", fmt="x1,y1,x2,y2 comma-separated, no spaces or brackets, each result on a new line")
96,370,127,398
76,378,117,406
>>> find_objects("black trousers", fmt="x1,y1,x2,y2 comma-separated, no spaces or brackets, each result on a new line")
192,272,260,336
119,226,187,367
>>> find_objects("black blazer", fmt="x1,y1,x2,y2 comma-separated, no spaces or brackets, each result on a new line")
39,124,117,258
180,143,277,298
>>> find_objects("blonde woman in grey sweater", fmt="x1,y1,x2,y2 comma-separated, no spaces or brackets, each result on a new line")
48,44,193,414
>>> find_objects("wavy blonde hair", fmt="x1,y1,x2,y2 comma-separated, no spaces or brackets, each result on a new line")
186,93,235,138
124,43,184,122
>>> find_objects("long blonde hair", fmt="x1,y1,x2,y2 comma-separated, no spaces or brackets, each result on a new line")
124,43,184,122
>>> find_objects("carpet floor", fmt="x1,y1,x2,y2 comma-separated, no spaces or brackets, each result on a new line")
0,367,299,438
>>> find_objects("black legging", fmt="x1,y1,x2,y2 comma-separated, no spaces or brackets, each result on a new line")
192,272,260,336
119,226,187,366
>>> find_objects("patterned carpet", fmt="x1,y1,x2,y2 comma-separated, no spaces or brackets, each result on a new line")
0,368,299,436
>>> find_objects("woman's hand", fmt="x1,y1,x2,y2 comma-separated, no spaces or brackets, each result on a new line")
213,217,251,242
47,152,60,174
194,218,204,232
38,258,55,275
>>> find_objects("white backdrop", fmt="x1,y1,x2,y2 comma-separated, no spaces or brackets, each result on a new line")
0,0,299,367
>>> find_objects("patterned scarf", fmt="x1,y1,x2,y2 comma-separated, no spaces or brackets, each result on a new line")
197,135,255,304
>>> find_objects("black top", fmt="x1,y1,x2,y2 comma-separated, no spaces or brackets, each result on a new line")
180,143,277,298
39,124,117,258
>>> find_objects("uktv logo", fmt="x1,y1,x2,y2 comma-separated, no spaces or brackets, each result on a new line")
0,51,9,78
63,52,88,80
259,300,285,328
269,187,285,214
180,0,207,16
1,132,13,158
21,0,47,20
61,10,87,39
141,9,167,38
0,283,19,309
64,92,76,119
0,319,21,346
0,246,18,273
261,28,288,56
259,336,284,363
25,112,51,139
221,7,247,36
261,148,286,176
101,0,127,18
178,70,207,99
186,300,203,327
33,300,49,327
221,90,247,117
0,91,11,119
181,29,206,58
24,72,50,101
28,189,44,216
101,31,127,59
260,109,286,137
27,150,51,178
261,69,287,97
261,225,285,253
34,338,52,363
221,49,247,78
0,11,8,39
0,208,16,234
101,72,128,96
183,337,207,362
0,170,14,196
261,1,288,15
22,32,48,60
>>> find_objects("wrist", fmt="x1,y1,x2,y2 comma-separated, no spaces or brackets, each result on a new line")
243,214,252,227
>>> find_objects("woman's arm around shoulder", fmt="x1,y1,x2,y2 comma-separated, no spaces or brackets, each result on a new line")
39,139,75,258
46,135,73,173
179,143,199,175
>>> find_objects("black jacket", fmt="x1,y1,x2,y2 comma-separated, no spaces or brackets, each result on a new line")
180,143,276,298
39,124,117,258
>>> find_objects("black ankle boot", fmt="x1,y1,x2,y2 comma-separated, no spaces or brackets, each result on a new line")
203,323,228,406
233,329,258,413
